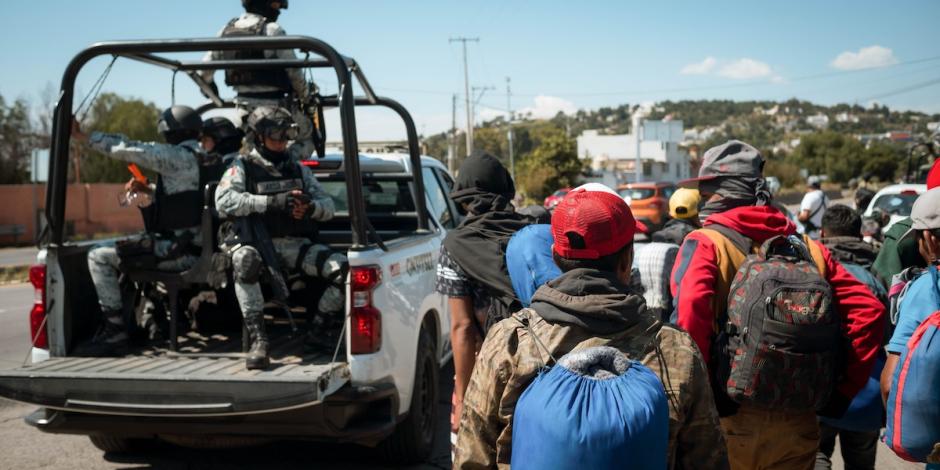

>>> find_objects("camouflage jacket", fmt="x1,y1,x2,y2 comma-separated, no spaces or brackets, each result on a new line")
215,148,334,221
453,268,728,470
89,132,203,195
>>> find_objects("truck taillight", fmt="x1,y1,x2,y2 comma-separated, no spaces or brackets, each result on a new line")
29,265,48,349
350,266,382,354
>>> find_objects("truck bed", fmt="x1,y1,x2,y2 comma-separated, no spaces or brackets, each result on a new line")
0,324,349,417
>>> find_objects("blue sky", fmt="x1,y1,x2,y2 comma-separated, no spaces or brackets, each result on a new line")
2,0,939,141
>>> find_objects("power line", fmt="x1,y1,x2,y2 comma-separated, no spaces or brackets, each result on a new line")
860,76,940,102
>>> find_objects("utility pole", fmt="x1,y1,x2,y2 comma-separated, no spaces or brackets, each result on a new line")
470,85,495,154
448,94,457,174
506,77,515,180
449,37,479,156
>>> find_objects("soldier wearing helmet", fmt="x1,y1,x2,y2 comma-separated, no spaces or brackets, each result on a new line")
215,106,346,369
200,116,245,162
652,187,702,245
201,0,322,159
70,106,227,355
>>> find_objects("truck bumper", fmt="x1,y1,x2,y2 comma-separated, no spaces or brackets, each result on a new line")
24,383,400,446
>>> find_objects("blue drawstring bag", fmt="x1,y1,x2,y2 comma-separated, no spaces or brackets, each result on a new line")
506,225,562,306
511,345,669,470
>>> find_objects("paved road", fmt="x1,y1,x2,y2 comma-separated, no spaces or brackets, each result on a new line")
0,247,38,268
0,283,922,469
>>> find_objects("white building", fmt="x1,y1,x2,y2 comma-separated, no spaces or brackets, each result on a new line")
806,113,830,129
577,121,691,184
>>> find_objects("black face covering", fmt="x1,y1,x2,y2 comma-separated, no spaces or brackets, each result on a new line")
698,176,772,222
259,143,289,166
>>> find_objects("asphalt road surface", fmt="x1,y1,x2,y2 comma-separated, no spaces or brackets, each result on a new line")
0,282,922,469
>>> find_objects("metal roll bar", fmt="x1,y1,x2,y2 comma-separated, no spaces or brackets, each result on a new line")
48,35,423,247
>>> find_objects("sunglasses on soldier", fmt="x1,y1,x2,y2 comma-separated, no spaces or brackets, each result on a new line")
262,124,299,142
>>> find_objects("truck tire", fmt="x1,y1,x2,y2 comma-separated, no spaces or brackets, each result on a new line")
379,327,438,464
88,435,135,453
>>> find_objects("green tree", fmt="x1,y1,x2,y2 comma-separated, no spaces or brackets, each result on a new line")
861,141,901,183
0,95,37,184
79,93,162,183
516,129,583,199
788,131,866,183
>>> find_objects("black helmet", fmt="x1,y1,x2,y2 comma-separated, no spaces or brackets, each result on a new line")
242,0,288,8
202,116,242,142
246,106,298,142
242,0,287,21
157,106,202,135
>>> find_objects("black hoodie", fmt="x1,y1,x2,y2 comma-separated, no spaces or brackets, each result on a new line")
443,151,529,330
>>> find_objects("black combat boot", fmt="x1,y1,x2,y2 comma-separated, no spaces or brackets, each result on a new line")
74,309,129,357
244,312,270,370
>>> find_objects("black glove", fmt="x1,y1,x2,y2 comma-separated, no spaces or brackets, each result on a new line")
817,392,852,419
268,192,292,212
201,81,220,99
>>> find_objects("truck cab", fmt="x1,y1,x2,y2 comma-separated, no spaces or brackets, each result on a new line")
0,35,455,464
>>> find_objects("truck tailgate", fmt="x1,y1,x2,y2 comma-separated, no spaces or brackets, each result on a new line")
0,356,349,417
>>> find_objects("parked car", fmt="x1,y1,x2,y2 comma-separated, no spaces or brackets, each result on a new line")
617,182,676,230
543,187,572,209
862,183,927,233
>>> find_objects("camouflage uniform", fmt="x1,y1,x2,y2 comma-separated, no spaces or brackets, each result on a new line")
453,281,728,469
215,148,346,317
201,12,316,158
86,133,205,315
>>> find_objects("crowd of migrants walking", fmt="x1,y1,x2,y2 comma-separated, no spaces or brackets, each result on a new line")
442,141,940,469
58,0,940,467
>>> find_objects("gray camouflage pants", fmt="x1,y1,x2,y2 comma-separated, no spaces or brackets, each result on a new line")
229,237,347,317
87,240,196,312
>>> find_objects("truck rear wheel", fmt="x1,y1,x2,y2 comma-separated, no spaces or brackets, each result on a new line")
379,327,438,464
88,435,135,453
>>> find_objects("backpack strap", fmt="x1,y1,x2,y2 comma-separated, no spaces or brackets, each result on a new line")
513,309,558,371
808,192,827,221
705,224,753,256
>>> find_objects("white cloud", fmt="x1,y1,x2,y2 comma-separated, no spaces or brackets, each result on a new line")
831,45,898,70
680,57,717,75
518,95,578,120
717,58,773,80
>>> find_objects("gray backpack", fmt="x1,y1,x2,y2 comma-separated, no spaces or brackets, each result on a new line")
712,226,840,412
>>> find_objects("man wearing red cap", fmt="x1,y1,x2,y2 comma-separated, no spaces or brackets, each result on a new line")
453,183,728,469
670,140,885,470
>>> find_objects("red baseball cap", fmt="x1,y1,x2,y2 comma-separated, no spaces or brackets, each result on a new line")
551,183,647,260
927,158,940,190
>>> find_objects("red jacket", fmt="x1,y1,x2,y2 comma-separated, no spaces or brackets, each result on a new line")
669,205,885,400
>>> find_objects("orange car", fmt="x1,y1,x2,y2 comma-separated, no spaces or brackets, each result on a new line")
617,182,676,230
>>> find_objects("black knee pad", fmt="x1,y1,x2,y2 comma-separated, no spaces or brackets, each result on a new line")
233,247,263,284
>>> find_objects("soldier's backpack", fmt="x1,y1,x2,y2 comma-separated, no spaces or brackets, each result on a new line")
511,344,669,470
885,267,940,463
712,227,840,412
219,16,291,91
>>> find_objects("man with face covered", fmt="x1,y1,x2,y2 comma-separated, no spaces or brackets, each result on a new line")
215,106,345,370
669,140,884,470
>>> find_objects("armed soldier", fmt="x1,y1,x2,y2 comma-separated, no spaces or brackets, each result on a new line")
200,116,245,162
201,0,323,159
215,106,346,370
71,106,227,356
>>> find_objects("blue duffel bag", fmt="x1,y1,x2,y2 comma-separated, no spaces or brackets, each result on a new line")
511,346,669,470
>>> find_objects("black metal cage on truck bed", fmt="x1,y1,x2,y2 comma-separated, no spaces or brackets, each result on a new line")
44,35,430,249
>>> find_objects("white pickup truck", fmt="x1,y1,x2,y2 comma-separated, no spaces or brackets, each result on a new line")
0,36,458,464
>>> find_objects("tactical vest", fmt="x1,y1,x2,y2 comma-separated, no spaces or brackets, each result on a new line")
220,16,292,92
141,154,226,235
242,156,318,238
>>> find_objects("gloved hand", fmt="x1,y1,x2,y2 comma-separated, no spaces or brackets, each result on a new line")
268,191,296,213
292,193,313,220
201,81,220,99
